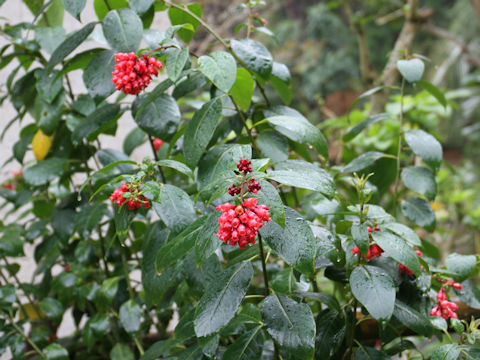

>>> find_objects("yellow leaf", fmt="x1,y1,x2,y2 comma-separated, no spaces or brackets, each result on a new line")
32,130,53,161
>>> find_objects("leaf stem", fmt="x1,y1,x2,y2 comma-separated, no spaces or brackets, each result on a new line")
8,311,47,359
257,233,270,296
148,135,166,183
393,77,405,216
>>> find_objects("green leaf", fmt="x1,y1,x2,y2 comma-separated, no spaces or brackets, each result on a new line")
382,222,421,246
73,103,121,143
266,160,335,198
431,344,461,360
256,129,288,163
103,9,143,52
39,297,64,323
93,0,128,20
356,346,390,360
343,113,389,142
230,68,254,112
97,277,120,312
401,166,436,200
350,265,395,321
446,253,477,282
222,325,263,360
36,91,65,135
167,3,202,44
264,106,328,158
454,280,480,309
123,127,146,155
259,207,316,276
60,48,104,77
82,314,110,349
39,0,64,27
397,58,424,83
47,22,96,71
114,205,135,242
351,223,369,256
371,230,421,276
43,343,69,360
75,204,108,239
35,26,66,54
401,197,436,231
261,293,315,359
231,38,273,78
62,0,86,19
183,97,223,168
110,344,134,360
119,300,142,333
404,129,442,171
418,80,447,107
198,51,237,93
153,184,196,232
393,300,433,337
451,318,464,335
52,208,75,240
154,217,205,273
24,157,68,186
134,94,180,141
35,69,63,104
194,261,253,337
197,144,251,190
195,213,221,266
166,48,189,82
129,0,154,15
343,151,386,173
83,49,115,100
156,160,194,179
315,310,346,360
269,62,292,105
256,180,285,227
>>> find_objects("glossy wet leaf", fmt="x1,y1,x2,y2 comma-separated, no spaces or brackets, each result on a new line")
261,293,315,359
315,309,345,360
195,212,221,266
351,223,370,256
153,184,196,233
72,103,120,142
119,300,142,333
231,38,273,78
269,61,292,105
24,157,68,186
264,106,327,158
39,297,64,322
103,9,143,52
382,222,421,246
401,166,436,200
222,325,263,360
167,3,202,44
43,343,69,360
393,300,433,337
259,207,316,276
75,203,108,239
431,344,461,360
256,129,288,163
62,0,86,19
266,160,334,198
83,49,115,100
371,230,421,276
350,265,395,321
343,151,386,173
404,129,442,171
445,253,477,282
183,97,223,168
401,197,436,231
110,344,134,360
198,51,237,93
256,180,285,227
194,261,253,337
166,48,189,82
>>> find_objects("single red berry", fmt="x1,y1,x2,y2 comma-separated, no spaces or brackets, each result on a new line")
367,226,372,233
153,138,164,152
453,282,463,290
261,18,268,25
64,264,70,272
3,183,14,190
352,246,360,255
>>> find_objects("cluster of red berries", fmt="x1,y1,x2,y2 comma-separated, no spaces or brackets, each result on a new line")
2,170,23,190
111,52,163,95
109,183,150,210
351,226,384,261
228,184,241,196
153,138,164,152
248,179,261,194
430,287,459,320
398,250,424,275
437,278,463,290
216,198,271,249
237,159,253,174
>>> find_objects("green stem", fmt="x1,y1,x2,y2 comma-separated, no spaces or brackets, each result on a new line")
148,135,166,183
120,245,135,300
257,233,270,296
229,95,257,150
134,337,145,356
8,312,47,359
392,77,405,216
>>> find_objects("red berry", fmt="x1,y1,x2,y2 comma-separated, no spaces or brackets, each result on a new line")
398,263,413,275
64,264,70,272
236,159,252,174
153,138,163,152
352,246,360,255
228,184,241,196
247,178,261,194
